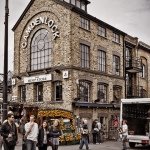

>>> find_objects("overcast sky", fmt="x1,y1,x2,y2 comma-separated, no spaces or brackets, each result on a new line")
0,0,150,73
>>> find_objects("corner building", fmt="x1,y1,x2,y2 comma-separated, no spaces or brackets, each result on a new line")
13,0,126,140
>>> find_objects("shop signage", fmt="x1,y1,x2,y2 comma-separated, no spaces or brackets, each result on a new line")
63,70,69,79
22,16,60,49
24,74,52,84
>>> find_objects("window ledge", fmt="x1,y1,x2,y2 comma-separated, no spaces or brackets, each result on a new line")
112,41,121,46
49,101,63,104
79,27,91,33
97,34,107,39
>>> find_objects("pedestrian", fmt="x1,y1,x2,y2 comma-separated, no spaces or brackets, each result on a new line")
38,120,49,150
1,113,18,150
49,119,61,150
24,115,38,150
0,121,3,150
79,119,89,150
91,119,99,144
122,120,128,150
96,120,102,144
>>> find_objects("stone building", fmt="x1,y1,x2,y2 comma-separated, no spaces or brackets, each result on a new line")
12,0,150,140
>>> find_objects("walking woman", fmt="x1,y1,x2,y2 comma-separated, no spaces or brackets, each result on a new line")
49,119,61,150
38,120,49,150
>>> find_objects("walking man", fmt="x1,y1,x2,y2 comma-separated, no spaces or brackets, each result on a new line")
24,115,38,150
122,120,128,150
1,113,18,150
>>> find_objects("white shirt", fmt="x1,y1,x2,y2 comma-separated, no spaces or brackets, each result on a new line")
97,122,101,130
25,122,38,142
122,124,128,136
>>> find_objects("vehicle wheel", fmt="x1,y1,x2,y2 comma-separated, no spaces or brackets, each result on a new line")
129,142,135,148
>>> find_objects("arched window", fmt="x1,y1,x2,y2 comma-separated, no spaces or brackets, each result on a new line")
30,29,52,71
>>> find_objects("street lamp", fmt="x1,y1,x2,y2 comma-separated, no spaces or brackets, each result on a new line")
3,0,9,121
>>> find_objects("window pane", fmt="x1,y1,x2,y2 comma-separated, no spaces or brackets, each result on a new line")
31,29,52,71
98,50,106,72
80,17,90,30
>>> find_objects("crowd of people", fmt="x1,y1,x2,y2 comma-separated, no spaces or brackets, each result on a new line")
0,111,128,150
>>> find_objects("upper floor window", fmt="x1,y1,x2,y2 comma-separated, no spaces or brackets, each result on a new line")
113,85,122,102
141,64,146,78
80,17,90,30
54,81,62,101
98,26,106,37
80,44,90,68
98,50,106,72
34,83,43,102
79,80,91,102
71,0,76,5
64,0,70,3
113,55,120,75
112,32,120,43
19,85,26,102
97,83,107,103
31,29,52,71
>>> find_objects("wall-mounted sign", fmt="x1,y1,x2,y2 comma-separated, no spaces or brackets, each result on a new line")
22,16,60,49
12,79,16,85
63,70,69,79
24,74,52,84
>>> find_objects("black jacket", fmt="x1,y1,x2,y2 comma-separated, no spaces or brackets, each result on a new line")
49,126,61,138
38,127,49,147
1,121,18,144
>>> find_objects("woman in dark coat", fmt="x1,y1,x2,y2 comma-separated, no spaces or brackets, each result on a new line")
38,120,49,150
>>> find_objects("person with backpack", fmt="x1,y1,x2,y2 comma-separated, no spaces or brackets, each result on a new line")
79,119,89,150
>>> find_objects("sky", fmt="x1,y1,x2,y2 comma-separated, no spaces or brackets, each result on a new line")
0,0,149,73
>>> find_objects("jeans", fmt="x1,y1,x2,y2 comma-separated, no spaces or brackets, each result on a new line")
3,140,15,150
79,137,89,150
39,144,47,150
26,139,36,150
122,135,127,149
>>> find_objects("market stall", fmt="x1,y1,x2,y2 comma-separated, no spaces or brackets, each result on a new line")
38,109,81,145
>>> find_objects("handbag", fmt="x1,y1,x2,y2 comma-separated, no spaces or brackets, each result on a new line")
47,138,53,146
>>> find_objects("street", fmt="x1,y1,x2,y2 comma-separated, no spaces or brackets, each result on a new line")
13,141,150,150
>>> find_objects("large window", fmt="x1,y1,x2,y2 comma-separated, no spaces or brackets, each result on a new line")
113,55,120,75
19,85,26,102
98,26,106,37
31,29,52,71
80,44,90,68
98,50,106,72
97,83,107,103
80,17,90,30
79,80,91,102
112,32,120,43
34,83,43,102
54,81,62,101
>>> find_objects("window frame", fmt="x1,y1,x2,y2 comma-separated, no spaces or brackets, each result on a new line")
80,17,90,31
112,32,120,43
113,85,122,102
97,83,107,103
98,50,106,72
98,26,106,37
78,80,91,102
113,55,120,76
19,85,26,102
54,81,62,101
80,43,90,68
34,83,43,102
30,28,52,71
141,64,146,78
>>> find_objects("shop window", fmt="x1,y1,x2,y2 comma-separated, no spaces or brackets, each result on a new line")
54,81,62,101
30,29,52,71
112,32,120,43
98,26,106,37
80,44,90,68
113,85,122,102
34,83,43,102
78,80,91,102
113,55,120,75
98,50,106,72
97,83,107,103
80,17,90,30
19,85,26,102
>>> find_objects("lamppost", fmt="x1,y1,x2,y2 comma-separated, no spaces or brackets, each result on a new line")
3,0,9,121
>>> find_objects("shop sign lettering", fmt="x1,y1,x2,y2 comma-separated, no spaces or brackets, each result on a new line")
22,16,60,49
